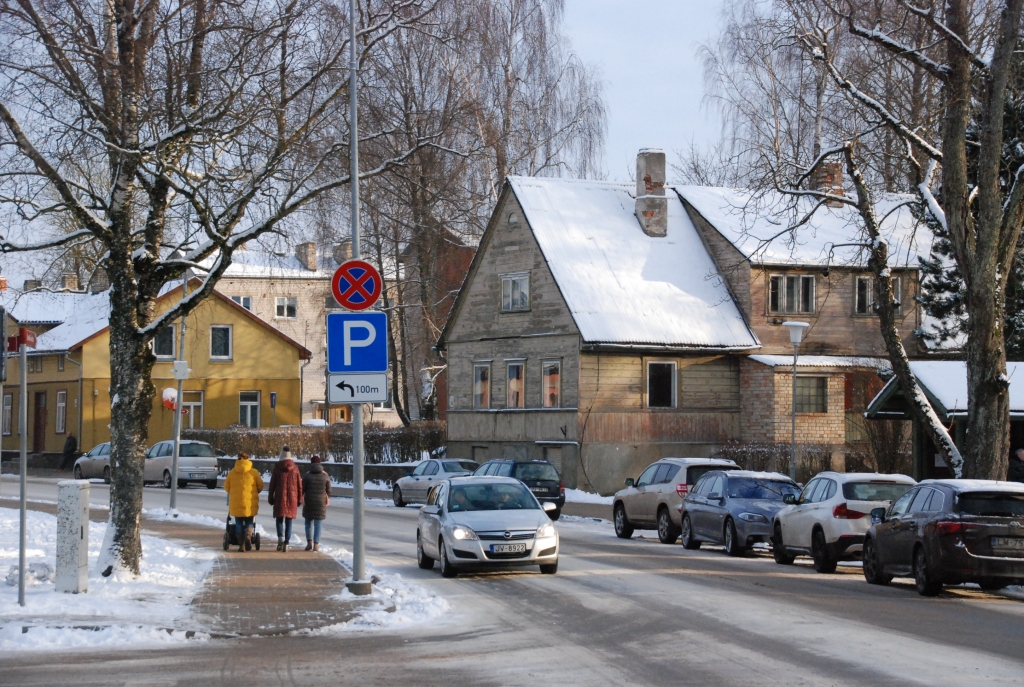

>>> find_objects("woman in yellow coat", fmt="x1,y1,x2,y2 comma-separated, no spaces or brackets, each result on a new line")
223,453,264,551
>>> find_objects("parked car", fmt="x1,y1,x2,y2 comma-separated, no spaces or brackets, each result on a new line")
394,458,479,506
473,459,565,519
416,475,560,577
773,471,916,572
143,440,220,489
863,479,1024,596
612,457,739,542
73,442,111,483
679,470,801,555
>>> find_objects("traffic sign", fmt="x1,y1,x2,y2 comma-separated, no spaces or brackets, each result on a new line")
331,260,382,311
326,312,388,373
328,372,388,403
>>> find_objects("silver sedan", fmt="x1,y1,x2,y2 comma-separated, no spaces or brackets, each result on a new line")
416,476,560,577
393,458,478,506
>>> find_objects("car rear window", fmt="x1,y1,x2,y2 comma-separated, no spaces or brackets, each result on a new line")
448,483,539,511
514,462,559,481
686,465,734,485
443,461,477,473
958,492,1024,516
727,478,800,500
180,443,215,457
842,481,912,502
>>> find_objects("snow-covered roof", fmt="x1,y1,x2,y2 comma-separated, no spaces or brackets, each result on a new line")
868,360,1024,416
33,292,111,351
749,355,890,369
198,250,337,280
508,177,759,349
675,186,933,267
1,290,92,325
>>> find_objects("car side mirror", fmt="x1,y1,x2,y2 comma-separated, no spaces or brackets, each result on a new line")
782,494,797,505
405,470,412,477
708,492,722,501
542,502,557,512
624,478,634,488
870,507,887,524
422,505,440,515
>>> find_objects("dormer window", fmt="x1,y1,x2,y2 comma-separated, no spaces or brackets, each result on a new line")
769,275,815,314
501,273,530,312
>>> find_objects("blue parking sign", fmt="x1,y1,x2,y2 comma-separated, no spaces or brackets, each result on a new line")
326,312,389,373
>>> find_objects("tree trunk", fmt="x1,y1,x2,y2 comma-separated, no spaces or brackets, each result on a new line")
963,280,1011,478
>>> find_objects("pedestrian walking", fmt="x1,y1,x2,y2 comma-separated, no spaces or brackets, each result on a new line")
268,445,303,552
302,455,332,552
1009,449,1024,483
224,452,263,552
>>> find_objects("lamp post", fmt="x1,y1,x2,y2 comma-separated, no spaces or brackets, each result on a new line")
782,321,810,481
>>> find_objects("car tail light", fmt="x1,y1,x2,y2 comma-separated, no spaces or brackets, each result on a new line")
832,503,867,519
676,483,689,497
559,481,565,496
936,521,979,536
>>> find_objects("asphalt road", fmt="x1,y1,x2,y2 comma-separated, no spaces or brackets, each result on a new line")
3,476,1024,686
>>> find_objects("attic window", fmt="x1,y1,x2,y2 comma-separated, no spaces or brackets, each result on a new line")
501,273,530,312
769,275,815,314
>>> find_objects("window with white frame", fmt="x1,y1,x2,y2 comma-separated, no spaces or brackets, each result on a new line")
473,364,491,409
2,394,11,435
239,391,260,427
501,273,530,312
210,325,232,360
58,354,65,371
541,360,560,408
855,276,873,314
769,274,815,314
56,390,67,434
507,362,525,408
152,324,175,359
275,296,297,318
182,390,204,429
647,361,677,408
231,295,252,311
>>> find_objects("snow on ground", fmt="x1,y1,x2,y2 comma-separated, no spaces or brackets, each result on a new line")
563,488,612,505
331,479,394,492
143,508,269,536
0,507,213,652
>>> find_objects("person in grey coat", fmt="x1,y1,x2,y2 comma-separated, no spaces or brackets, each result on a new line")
302,455,332,551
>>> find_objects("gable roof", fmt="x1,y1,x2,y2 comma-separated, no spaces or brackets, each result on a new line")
866,360,1024,418
675,186,934,267
504,177,759,350
1,289,93,325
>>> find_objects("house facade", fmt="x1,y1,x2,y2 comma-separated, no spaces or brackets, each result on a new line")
438,150,933,494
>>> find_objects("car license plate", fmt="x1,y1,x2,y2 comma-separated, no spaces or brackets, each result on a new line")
490,543,527,554
530,487,547,493
189,473,202,479
992,537,1024,550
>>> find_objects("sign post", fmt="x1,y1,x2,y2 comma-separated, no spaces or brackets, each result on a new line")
270,391,277,428
16,328,35,606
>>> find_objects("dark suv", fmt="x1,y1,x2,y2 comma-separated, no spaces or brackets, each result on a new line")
474,459,565,519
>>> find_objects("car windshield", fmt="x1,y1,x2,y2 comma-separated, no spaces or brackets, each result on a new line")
727,478,799,500
958,492,1024,516
514,463,559,481
443,461,476,474
842,482,912,501
448,483,539,512
180,443,216,457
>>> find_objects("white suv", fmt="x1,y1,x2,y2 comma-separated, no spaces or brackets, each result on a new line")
772,471,916,573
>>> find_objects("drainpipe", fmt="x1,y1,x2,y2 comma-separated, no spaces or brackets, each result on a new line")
64,353,83,448
300,355,311,422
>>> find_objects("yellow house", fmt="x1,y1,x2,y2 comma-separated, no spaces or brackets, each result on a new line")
2,282,311,456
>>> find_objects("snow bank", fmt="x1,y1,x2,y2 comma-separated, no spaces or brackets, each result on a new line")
143,508,268,536
331,479,393,492
563,488,613,505
0,508,214,652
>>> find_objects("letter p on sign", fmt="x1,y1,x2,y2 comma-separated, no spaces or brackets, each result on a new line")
326,312,388,373
342,320,376,365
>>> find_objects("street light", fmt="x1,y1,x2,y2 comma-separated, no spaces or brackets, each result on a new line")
782,321,810,481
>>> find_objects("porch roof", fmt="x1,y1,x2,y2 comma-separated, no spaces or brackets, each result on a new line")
865,360,1024,419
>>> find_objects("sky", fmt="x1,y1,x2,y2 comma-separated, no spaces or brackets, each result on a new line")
562,0,726,182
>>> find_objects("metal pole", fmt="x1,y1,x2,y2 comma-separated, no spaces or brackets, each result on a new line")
346,0,370,595
170,280,187,510
19,342,27,606
790,343,799,481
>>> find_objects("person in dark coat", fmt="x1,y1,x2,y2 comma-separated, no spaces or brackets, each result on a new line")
1009,449,1024,483
302,455,332,552
61,434,79,471
268,446,303,552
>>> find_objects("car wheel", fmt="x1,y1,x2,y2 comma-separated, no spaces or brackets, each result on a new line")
177,479,188,490
206,480,217,490
724,518,745,557
103,466,111,484
811,529,837,574
914,546,942,596
613,503,634,539
772,523,795,565
540,560,558,575
657,507,680,544
862,538,892,585
416,531,434,570
978,579,1007,591
680,514,701,550
393,486,406,507
74,465,83,480
162,471,173,489
439,537,458,578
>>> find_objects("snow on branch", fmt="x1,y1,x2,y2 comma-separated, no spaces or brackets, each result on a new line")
847,19,951,80
899,1,990,72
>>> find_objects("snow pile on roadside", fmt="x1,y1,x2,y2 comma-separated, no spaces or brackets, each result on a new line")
331,479,394,492
563,488,612,505
0,507,213,651
143,507,268,536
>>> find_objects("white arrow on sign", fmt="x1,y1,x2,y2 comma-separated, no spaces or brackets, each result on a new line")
328,372,389,404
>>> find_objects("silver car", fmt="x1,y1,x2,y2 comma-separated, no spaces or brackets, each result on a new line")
143,440,220,489
73,442,111,483
393,458,478,506
416,476,560,577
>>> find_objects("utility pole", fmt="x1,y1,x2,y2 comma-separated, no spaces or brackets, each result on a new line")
169,278,189,510
782,321,809,481
18,334,29,606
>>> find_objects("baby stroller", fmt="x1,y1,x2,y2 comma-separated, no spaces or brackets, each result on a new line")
223,515,261,551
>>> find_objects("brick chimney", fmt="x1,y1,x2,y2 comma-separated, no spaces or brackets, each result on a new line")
60,274,79,291
23,279,41,291
333,241,353,265
635,149,667,237
89,268,110,294
295,242,318,271
812,161,844,207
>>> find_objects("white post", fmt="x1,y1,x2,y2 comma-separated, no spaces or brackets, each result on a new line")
56,480,89,593
782,321,809,481
170,280,188,509
18,341,27,606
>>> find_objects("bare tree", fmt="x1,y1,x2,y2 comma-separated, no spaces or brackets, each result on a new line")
0,0,438,573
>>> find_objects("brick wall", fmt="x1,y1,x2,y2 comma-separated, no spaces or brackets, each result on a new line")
740,358,846,445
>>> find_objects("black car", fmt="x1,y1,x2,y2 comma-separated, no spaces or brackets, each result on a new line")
474,459,565,519
863,479,1024,596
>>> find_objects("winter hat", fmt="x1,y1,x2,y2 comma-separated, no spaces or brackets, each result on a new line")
311,455,322,464
238,452,249,461
280,445,292,460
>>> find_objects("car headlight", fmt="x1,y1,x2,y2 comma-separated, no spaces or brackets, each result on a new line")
536,523,556,539
737,512,768,523
451,526,478,541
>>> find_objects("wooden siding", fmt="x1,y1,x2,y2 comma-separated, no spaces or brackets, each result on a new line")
579,354,740,411
579,411,739,443
447,409,578,443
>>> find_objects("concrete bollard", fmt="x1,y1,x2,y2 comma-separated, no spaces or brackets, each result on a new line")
56,480,90,593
